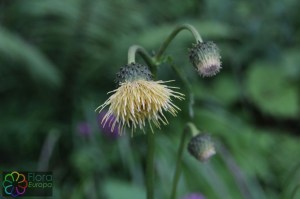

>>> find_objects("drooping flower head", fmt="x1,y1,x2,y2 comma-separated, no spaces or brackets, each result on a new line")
187,133,216,162
96,63,184,135
189,41,221,77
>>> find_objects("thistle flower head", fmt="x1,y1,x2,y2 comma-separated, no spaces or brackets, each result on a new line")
187,133,216,162
96,63,184,135
189,41,221,77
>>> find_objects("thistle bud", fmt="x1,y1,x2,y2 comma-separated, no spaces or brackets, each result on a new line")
187,133,216,162
189,41,221,77
115,62,152,84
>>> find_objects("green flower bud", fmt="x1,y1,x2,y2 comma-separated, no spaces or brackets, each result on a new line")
189,41,221,77
115,63,152,84
187,133,216,162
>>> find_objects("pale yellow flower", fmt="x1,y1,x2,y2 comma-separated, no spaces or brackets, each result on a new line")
96,79,184,135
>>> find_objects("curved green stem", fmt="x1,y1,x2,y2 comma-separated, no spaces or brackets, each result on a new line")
155,24,203,61
170,122,199,199
128,45,157,76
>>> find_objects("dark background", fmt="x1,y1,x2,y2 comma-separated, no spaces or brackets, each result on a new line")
0,0,299,198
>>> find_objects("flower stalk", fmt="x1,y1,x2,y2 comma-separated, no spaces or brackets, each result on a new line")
129,49,156,199
146,132,155,199
127,45,158,199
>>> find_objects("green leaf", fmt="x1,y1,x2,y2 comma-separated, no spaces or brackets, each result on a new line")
0,27,61,87
281,48,300,79
192,20,237,40
246,61,299,118
210,74,240,106
102,179,145,199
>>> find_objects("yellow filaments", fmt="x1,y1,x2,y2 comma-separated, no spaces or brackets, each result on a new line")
96,79,184,135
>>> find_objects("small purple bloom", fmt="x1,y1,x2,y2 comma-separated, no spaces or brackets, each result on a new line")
183,193,206,199
98,111,119,138
77,122,91,137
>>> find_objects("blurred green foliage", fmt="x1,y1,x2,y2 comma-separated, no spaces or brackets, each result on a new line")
0,0,300,199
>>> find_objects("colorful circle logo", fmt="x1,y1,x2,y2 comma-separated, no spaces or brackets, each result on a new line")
2,171,28,197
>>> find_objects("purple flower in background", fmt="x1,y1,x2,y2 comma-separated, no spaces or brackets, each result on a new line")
98,111,119,138
183,193,206,199
77,122,91,137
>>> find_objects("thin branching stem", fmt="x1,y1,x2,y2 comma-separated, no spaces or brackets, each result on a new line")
170,122,199,199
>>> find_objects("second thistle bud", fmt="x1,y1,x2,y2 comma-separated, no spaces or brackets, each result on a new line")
187,133,216,162
189,41,221,77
